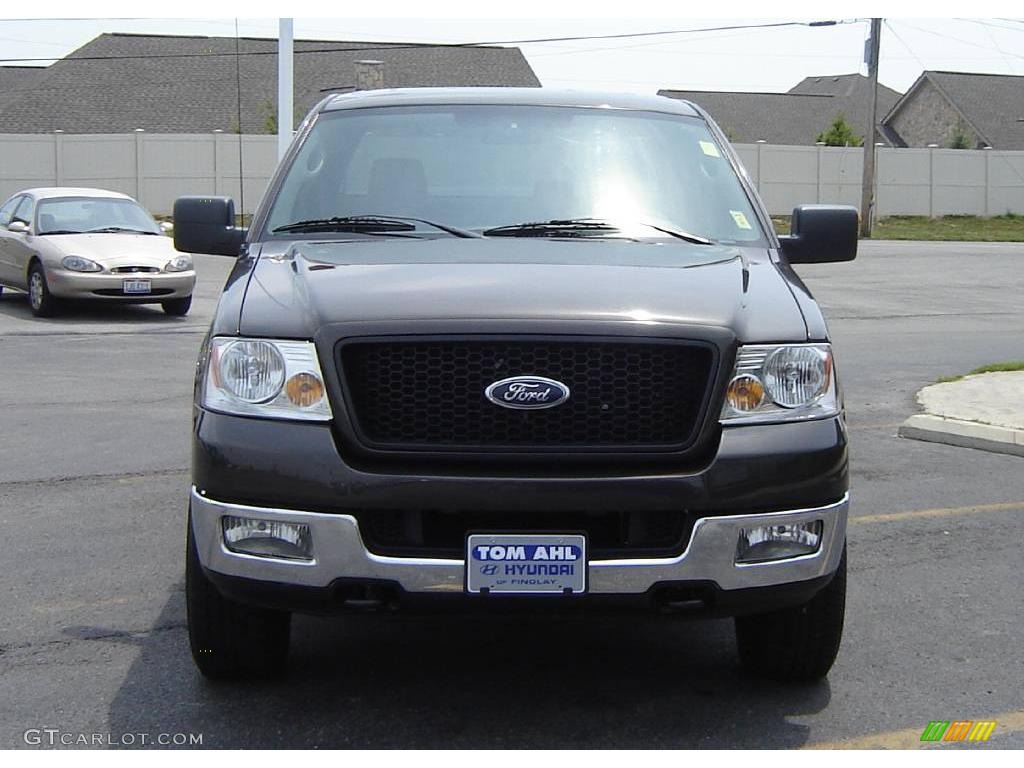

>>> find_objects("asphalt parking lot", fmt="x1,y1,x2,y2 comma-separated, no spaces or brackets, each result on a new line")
1,240,1022,749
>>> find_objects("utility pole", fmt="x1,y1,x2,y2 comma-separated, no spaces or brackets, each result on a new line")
859,18,882,238
277,18,294,161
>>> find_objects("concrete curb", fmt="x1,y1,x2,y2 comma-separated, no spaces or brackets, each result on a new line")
899,414,1024,458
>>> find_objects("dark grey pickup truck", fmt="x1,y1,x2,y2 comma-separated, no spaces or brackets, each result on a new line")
174,88,856,682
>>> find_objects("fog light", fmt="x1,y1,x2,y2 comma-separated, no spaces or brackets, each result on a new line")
736,520,823,564
222,516,313,561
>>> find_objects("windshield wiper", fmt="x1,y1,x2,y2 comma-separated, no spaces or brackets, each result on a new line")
273,215,482,238
482,218,714,245
482,218,619,238
39,229,83,235
85,226,159,235
637,223,714,245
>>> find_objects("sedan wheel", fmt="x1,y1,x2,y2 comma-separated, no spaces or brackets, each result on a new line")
28,264,60,317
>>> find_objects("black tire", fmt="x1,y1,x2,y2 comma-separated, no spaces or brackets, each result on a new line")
185,512,291,679
735,545,846,682
28,262,60,317
162,295,192,317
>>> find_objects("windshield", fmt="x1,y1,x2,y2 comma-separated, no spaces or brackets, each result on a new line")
36,197,161,235
263,105,765,245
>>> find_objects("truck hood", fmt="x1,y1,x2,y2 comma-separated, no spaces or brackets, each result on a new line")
238,238,808,342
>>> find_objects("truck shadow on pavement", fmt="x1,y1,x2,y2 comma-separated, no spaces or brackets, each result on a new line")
105,586,831,748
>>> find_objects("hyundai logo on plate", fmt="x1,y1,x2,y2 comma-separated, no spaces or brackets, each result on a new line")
484,376,571,410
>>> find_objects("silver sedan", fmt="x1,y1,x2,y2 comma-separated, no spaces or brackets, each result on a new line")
0,187,196,317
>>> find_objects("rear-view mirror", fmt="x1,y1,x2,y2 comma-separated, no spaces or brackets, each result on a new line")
173,196,246,256
779,205,858,264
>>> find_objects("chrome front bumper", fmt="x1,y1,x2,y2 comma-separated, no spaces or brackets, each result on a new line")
47,269,195,299
190,487,848,595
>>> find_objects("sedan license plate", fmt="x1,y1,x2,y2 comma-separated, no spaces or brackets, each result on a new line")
466,533,586,595
122,279,151,294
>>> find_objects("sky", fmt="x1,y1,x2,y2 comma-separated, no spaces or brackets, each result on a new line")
1,13,1022,96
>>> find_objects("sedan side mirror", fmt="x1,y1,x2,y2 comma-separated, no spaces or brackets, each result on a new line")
7,220,28,234
779,205,858,264
173,196,246,256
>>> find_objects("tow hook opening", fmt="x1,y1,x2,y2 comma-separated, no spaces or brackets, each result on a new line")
332,582,401,611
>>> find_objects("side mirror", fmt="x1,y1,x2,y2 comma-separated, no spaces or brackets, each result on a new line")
173,196,246,256
8,220,28,234
779,205,858,264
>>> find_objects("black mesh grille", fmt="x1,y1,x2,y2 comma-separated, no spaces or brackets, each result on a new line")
354,508,694,559
338,338,715,450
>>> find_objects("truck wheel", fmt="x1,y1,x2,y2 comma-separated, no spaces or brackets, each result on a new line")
185,512,291,679
162,295,192,316
734,545,846,682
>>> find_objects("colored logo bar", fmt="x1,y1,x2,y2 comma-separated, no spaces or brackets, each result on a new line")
921,721,997,743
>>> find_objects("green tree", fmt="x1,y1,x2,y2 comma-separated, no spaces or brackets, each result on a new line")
948,121,974,149
259,100,277,134
816,113,864,147
256,100,305,135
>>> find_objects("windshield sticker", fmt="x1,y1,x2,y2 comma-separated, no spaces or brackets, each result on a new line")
730,210,753,230
699,140,721,158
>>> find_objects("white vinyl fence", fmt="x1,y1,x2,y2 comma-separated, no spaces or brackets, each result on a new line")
733,143,1024,217
0,132,277,215
1,132,1023,218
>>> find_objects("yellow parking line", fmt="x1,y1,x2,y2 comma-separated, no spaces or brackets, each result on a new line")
851,501,1024,525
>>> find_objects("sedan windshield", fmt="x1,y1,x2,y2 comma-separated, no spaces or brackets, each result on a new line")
263,105,765,245
36,197,161,235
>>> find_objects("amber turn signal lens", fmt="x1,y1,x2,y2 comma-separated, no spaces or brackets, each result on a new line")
285,372,324,408
726,374,765,412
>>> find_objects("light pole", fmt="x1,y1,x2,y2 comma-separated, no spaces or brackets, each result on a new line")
277,18,294,161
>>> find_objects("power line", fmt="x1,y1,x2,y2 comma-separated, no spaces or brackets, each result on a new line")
891,20,1024,61
0,19,854,65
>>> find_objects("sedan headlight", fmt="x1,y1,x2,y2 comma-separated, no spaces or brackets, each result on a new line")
164,254,193,272
203,337,332,421
62,255,102,272
721,344,838,424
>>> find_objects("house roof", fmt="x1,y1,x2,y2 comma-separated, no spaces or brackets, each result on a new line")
656,89,844,144
659,73,903,145
0,33,540,134
0,66,49,110
789,73,901,116
884,70,1024,149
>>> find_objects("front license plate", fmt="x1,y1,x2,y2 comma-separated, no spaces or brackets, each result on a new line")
466,533,586,595
122,279,151,294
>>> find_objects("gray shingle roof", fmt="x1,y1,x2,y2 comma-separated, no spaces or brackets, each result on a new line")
0,33,540,134
657,90,847,144
789,73,901,116
885,71,1024,149
0,65,49,111
660,73,903,145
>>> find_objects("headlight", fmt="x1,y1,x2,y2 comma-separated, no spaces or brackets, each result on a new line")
164,254,193,272
62,255,102,272
721,344,838,424
203,337,332,421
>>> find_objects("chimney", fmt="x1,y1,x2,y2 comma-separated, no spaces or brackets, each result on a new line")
355,60,384,91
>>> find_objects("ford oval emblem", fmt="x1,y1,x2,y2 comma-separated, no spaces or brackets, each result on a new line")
484,375,571,410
